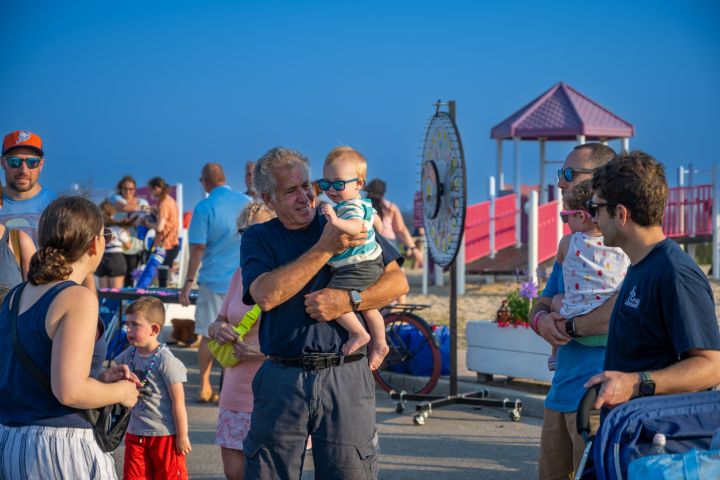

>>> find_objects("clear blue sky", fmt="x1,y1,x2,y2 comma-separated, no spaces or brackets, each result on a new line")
2,0,718,211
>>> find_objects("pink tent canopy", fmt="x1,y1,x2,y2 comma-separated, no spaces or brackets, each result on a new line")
491,82,634,141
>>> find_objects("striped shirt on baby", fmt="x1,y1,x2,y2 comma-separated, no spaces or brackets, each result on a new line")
328,198,382,267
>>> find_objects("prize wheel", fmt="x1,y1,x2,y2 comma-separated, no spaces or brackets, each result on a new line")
421,108,467,268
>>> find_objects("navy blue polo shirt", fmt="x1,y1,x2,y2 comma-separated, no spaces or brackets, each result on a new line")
241,210,402,357
604,239,720,373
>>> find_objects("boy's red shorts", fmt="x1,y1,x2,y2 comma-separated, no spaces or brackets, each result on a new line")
123,433,188,480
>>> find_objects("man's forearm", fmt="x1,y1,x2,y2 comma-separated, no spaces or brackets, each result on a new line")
574,294,616,336
360,262,408,310
529,297,551,322
653,350,720,395
251,245,332,311
185,245,205,282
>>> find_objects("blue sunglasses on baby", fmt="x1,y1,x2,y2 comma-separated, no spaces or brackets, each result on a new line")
316,177,360,192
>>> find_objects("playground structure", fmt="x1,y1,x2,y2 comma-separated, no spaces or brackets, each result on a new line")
421,83,720,291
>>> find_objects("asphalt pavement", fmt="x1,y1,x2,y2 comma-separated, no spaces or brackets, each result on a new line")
113,346,544,479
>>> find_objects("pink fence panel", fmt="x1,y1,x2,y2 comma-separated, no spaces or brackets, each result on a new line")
495,194,517,252
465,201,490,263
538,200,562,264
663,185,713,238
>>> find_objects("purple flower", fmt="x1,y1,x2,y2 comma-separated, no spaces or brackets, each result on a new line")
519,281,538,300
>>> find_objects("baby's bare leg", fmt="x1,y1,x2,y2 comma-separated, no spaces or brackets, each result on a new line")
335,312,371,355
364,309,389,370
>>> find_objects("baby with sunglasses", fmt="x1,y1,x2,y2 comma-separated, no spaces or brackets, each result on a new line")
546,180,630,371
317,146,389,370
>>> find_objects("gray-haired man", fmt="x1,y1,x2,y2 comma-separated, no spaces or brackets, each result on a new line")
240,147,407,479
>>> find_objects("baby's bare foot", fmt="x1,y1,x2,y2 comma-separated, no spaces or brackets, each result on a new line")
368,341,390,370
342,330,371,356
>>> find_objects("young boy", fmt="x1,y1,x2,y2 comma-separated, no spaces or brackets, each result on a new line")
318,146,389,370
115,296,191,480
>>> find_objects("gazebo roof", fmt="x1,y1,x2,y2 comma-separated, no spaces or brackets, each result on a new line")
491,82,634,141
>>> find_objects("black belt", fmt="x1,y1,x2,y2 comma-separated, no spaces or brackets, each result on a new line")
267,353,365,370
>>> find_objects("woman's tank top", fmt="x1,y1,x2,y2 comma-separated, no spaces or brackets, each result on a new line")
0,281,105,428
0,228,22,288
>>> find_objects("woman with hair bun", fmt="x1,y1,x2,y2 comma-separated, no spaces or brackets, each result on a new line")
0,196,141,479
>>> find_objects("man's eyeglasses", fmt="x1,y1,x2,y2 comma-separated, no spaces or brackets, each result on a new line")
585,200,618,217
557,167,595,183
121,187,136,192
102,228,114,243
559,209,591,223
317,178,359,192
5,156,41,169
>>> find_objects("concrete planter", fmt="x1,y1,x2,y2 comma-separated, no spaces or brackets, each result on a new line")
466,320,553,383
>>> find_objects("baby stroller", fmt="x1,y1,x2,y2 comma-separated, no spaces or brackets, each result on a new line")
575,385,720,480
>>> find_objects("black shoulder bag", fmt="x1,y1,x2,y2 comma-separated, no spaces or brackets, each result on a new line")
10,283,131,452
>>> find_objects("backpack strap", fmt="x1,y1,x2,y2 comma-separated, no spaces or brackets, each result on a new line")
9,229,23,274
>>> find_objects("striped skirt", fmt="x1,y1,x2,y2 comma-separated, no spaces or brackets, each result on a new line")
0,423,117,480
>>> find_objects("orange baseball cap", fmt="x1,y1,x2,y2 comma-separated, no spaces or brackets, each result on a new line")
2,130,44,156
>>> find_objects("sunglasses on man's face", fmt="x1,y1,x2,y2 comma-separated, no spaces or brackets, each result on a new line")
317,177,360,192
585,200,618,218
557,167,595,183
5,156,41,169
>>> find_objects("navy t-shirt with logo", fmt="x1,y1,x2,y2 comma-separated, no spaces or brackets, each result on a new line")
241,210,402,357
604,239,720,373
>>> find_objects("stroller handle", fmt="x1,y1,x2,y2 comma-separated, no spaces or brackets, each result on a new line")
576,384,601,442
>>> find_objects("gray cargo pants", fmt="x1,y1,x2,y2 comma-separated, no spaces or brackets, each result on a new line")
243,357,379,480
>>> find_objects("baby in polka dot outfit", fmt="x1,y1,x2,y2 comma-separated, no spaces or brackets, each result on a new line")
548,180,630,370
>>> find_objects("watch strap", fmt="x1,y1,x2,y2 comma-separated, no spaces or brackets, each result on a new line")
565,318,579,338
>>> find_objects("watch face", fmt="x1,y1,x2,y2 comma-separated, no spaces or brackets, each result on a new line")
640,380,656,397
350,290,362,304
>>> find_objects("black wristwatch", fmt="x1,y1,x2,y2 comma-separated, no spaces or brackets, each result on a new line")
565,318,579,338
348,290,362,312
638,371,656,397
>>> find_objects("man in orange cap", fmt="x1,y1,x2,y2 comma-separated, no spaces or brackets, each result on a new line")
0,130,57,243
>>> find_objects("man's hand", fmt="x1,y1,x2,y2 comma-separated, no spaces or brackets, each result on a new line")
317,221,367,255
537,311,572,347
304,288,350,321
584,371,640,409
179,283,192,307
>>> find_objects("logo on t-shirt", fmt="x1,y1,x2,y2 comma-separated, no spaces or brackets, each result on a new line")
624,286,640,309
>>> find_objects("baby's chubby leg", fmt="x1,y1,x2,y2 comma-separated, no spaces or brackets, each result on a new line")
363,309,389,370
335,312,371,355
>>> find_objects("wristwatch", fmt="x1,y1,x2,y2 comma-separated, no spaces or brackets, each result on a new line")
348,290,362,312
564,318,579,338
638,371,656,397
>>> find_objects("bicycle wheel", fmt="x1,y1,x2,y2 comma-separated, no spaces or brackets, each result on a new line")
373,312,442,395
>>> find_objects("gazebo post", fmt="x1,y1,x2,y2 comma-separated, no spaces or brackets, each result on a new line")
577,134,586,145
496,139,504,190
621,137,630,153
539,138,547,204
514,136,522,247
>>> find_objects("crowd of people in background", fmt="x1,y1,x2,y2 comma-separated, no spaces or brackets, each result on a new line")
1,127,719,480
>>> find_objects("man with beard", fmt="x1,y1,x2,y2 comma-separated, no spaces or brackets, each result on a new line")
585,151,720,408
0,130,57,244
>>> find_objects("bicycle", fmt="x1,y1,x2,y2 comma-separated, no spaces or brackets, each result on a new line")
372,304,442,399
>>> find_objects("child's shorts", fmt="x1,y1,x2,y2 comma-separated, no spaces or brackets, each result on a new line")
328,255,384,291
123,433,188,480
216,408,252,450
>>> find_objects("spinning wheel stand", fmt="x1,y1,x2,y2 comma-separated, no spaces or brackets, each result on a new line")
388,100,522,425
